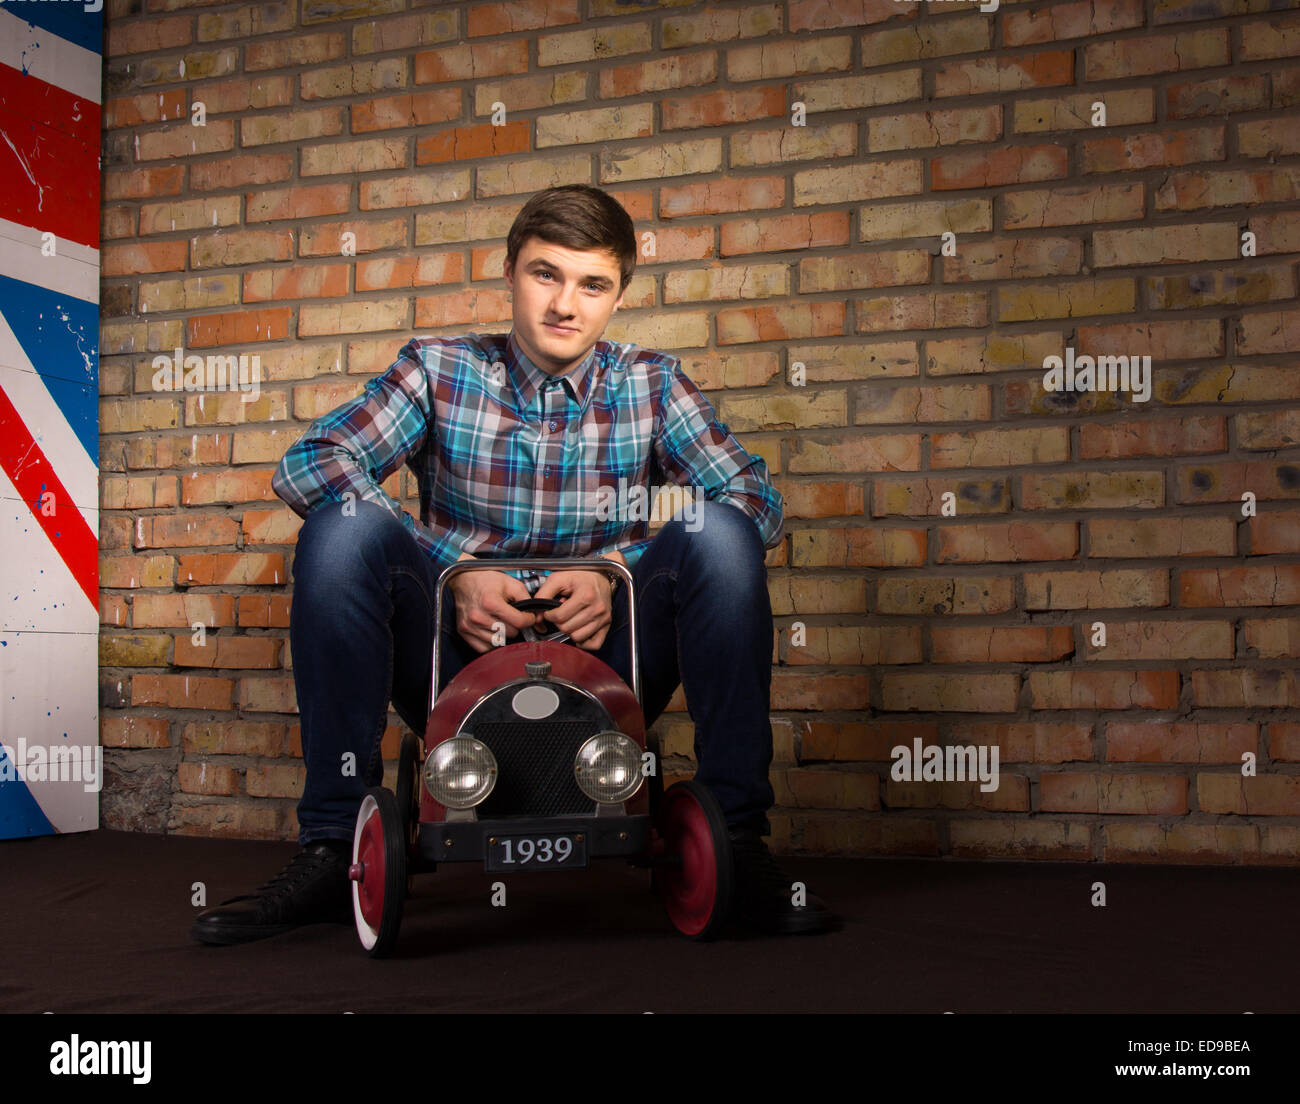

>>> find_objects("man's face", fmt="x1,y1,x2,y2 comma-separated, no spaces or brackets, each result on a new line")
503,236,626,376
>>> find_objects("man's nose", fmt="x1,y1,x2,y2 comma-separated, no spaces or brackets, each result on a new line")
551,283,575,316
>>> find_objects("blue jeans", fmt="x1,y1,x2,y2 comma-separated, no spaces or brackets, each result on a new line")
288,498,776,845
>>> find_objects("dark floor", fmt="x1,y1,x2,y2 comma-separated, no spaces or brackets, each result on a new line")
1,829,1296,1014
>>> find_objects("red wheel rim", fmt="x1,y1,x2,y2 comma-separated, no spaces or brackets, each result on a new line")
355,801,386,931
659,790,718,937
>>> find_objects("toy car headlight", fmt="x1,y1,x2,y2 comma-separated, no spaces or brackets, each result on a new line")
574,731,643,804
424,736,497,809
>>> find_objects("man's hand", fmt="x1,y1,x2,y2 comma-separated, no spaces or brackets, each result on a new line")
532,551,627,652
446,559,536,653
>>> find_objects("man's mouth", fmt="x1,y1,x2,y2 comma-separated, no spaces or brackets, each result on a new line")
544,322,578,334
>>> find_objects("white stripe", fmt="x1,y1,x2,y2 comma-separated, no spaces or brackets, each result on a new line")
0,462,98,635
0,215,98,304
0,352,98,510
0,6,102,104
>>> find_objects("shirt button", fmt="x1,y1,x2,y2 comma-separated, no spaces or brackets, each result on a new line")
548,420,558,432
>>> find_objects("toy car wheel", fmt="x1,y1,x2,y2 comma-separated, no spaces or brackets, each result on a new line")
655,779,733,941
350,787,406,958
396,732,419,848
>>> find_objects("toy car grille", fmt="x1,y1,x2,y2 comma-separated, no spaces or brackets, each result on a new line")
472,720,599,817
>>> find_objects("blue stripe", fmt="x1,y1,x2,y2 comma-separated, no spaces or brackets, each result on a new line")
0,274,98,465
0,0,103,56
0,743,58,838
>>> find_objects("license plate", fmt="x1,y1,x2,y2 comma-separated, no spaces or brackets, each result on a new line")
486,833,587,872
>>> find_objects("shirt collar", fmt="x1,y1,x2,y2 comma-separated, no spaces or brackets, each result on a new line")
506,329,597,411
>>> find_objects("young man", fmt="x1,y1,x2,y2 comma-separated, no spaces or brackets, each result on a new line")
191,184,833,946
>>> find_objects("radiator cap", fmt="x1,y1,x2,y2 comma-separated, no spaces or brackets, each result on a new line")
525,660,551,679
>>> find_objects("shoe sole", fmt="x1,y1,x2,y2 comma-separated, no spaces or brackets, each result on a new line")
191,911,352,946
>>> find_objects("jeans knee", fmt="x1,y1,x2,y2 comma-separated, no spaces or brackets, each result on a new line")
663,500,766,582
293,497,407,590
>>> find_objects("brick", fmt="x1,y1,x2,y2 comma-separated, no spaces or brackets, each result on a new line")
102,715,171,750
931,427,1069,468
1191,668,1300,709
240,108,344,148
300,218,406,257
600,51,717,98
1180,566,1300,607
415,39,527,83
178,761,240,796
870,106,1001,151
1014,89,1154,133
1029,670,1180,710
1250,511,1300,554
1082,126,1224,174
860,198,991,242
471,72,587,117
105,90,188,129
727,36,850,81
792,70,922,112
1106,722,1255,762
467,0,580,36
942,237,1081,282
1085,28,1229,79
854,382,991,425
788,341,918,382
858,291,987,332
1237,118,1300,158
770,672,870,711
662,5,781,47
800,250,930,291
300,58,406,101
998,278,1135,321
1238,410,1300,451
873,476,1009,517
194,76,294,115
716,302,845,344
131,673,234,711
730,122,857,168
301,138,409,177
600,139,722,183
300,0,404,27
191,153,294,192
180,469,278,505
1199,774,1300,817
951,820,1091,860
860,16,989,64
105,165,187,201
925,333,1063,377
360,168,471,210
1155,167,1300,212
932,625,1074,664
1167,76,1269,119
661,178,785,219
1041,772,1187,814
103,241,189,277
245,31,346,71
136,120,235,161
1080,416,1224,460
932,145,1068,190
478,152,590,196
880,673,1020,713
788,526,925,568
538,104,653,148
1021,470,1162,511
934,52,1073,98
100,633,171,667
721,211,849,256
171,803,283,840
183,720,286,757
663,263,789,303
876,575,1016,616
1003,183,1144,229
101,476,178,510
537,23,651,66
1147,267,1296,310
1029,564,1175,608
1085,619,1233,661
1103,823,1260,865
100,555,175,589
662,85,786,130
1005,0,1143,46
1077,319,1223,360
781,624,918,666
938,522,1078,563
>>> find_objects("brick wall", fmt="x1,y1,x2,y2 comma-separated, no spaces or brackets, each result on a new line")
98,0,1300,863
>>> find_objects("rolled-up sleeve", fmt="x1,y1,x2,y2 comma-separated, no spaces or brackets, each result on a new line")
650,360,783,550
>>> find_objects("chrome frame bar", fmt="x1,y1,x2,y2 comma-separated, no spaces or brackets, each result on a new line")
428,558,640,713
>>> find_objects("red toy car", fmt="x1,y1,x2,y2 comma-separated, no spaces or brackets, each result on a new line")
347,558,734,957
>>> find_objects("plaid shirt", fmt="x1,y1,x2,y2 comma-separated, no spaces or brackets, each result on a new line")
271,329,783,586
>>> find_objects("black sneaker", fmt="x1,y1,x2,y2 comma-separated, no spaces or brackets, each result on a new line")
728,828,836,935
191,841,353,946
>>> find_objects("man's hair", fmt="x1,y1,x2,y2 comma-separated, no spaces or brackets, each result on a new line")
505,185,636,294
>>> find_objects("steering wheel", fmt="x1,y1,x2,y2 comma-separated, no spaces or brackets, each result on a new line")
509,597,571,644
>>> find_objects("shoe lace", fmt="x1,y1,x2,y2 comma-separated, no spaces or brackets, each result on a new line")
221,848,340,906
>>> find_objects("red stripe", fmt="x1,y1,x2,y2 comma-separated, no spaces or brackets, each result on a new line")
0,61,100,147
0,382,97,609
0,65,101,249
